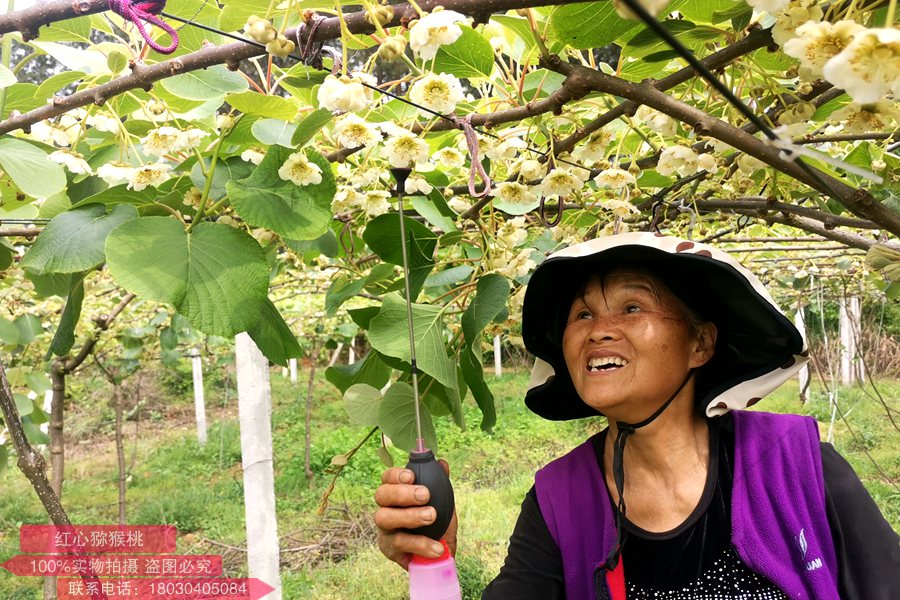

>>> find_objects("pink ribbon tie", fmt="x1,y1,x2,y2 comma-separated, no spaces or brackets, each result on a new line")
108,0,179,55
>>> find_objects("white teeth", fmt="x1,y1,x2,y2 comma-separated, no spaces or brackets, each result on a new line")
587,356,628,371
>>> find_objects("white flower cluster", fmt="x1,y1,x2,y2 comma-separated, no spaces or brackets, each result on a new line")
773,2,900,104
278,152,323,187
318,72,378,113
409,72,465,115
330,186,393,217
141,127,208,157
656,146,718,177
408,10,469,60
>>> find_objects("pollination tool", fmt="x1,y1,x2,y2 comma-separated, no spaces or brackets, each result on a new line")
390,167,456,542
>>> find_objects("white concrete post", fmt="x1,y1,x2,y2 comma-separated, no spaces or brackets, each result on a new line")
839,295,864,386
794,306,809,403
190,349,207,446
328,342,344,367
235,333,282,599
40,389,53,436
493,335,502,378
348,345,356,365
289,358,298,384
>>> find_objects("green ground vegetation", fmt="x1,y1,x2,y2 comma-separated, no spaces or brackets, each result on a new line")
0,370,897,599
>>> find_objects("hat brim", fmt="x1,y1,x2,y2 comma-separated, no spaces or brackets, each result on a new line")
522,239,805,421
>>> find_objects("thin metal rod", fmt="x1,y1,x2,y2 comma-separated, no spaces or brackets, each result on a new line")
393,171,425,452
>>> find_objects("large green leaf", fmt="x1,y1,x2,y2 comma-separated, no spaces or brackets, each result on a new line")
378,382,438,453
35,71,86,100
248,297,302,366
461,274,510,347
227,147,336,241
0,138,66,199
0,65,16,88
680,0,735,22
363,214,437,301
460,348,496,432
0,317,19,345
325,350,392,394
411,194,457,234
433,25,495,79
160,65,248,100
14,315,43,345
291,109,333,147
369,293,456,390
105,218,268,337
20,204,138,274
47,274,85,358
325,275,366,316
225,91,298,120
343,383,382,427
549,2,641,49
251,118,298,147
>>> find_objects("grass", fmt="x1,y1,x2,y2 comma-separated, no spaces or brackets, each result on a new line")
0,369,897,599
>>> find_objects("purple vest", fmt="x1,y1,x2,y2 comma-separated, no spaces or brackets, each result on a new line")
534,411,840,600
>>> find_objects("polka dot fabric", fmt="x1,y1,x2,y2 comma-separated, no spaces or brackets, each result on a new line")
626,547,789,599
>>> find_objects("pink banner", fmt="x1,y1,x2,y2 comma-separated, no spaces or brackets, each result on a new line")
3,554,222,577
20,525,177,553
57,578,275,600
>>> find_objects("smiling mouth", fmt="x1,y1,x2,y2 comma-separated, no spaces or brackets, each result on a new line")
587,356,629,372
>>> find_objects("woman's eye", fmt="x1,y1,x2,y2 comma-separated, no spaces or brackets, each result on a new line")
577,310,592,320
624,304,641,314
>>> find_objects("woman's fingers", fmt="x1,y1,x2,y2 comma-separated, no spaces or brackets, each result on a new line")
374,482,430,508
375,506,436,531
381,467,415,485
377,530,447,569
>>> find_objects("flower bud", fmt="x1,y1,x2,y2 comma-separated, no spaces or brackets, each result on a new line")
266,35,295,58
216,114,235,132
244,16,277,44
365,4,394,27
378,35,408,62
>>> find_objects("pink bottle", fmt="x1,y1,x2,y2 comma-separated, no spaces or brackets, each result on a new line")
408,539,462,600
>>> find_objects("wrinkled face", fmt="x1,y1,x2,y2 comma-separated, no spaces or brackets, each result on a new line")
561,269,715,420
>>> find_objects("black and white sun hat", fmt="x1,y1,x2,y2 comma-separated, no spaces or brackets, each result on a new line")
522,232,809,421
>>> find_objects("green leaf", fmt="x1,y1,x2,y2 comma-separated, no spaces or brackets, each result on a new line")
161,65,248,100
160,326,178,350
2,83,43,119
550,2,640,49
22,416,50,446
251,118,298,147
25,372,51,395
15,393,33,417
47,275,85,358
291,108,333,147
0,65,16,89
225,91,298,120
681,0,736,22
348,306,380,330
343,383,382,427
411,194,457,234
369,293,456,390
460,349,496,432
160,65,243,101
0,317,20,345
363,214,437,301
326,275,366,316
14,315,43,345
424,265,474,288
25,269,71,298
248,298,302,366
105,218,269,337
325,350,392,394
433,25,495,79
285,229,339,259
0,138,67,199
228,147,336,240
461,274,510,347
20,204,138,274
378,382,438,453
34,71,87,100
0,445,7,475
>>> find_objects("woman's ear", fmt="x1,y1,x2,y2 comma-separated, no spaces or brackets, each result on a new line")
690,322,717,368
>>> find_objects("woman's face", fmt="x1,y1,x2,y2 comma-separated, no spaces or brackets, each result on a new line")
561,269,716,420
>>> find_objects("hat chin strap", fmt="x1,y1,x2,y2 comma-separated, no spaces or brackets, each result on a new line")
604,367,696,571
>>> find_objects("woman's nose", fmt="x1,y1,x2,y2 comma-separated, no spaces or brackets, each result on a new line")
587,314,622,342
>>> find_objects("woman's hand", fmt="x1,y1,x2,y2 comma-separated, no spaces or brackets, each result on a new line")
374,460,459,570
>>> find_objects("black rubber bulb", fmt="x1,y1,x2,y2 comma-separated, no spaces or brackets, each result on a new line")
405,449,455,541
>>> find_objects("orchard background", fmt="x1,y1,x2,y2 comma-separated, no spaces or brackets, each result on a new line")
0,0,897,598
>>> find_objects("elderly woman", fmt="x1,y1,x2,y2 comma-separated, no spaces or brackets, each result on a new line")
375,233,900,599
